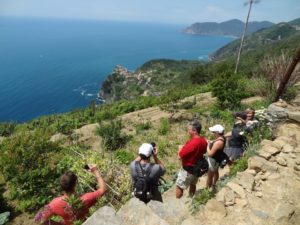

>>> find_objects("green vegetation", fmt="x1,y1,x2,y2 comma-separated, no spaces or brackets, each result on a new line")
135,121,152,134
211,71,249,109
96,120,129,152
0,131,64,211
189,189,215,214
158,118,170,135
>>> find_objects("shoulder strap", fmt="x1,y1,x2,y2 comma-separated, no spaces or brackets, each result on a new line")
135,161,152,177
213,136,226,151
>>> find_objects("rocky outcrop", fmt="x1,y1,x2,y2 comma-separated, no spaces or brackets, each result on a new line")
267,99,300,124
190,122,300,225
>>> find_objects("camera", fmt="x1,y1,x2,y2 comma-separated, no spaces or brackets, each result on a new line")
83,164,90,170
150,142,156,154
150,142,156,148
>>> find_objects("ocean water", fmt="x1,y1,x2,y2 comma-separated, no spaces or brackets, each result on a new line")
0,17,234,122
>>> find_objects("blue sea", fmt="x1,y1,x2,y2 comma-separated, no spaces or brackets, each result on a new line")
0,17,234,122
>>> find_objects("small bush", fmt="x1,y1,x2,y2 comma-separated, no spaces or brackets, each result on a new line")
158,118,170,135
211,71,248,109
96,120,129,151
0,123,16,137
179,101,195,110
114,150,135,165
135,121,152,134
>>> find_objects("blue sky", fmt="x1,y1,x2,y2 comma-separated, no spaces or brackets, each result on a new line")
0,0,299,24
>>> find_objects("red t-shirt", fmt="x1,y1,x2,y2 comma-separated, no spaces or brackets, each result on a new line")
40,190,104,225
179,136,207,167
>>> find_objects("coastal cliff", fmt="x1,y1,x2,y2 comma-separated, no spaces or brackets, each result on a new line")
99,60,204,103
183,19,273,37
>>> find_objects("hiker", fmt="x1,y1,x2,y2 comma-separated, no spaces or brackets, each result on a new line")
206,124,226,190
245,108,259,132
176,120,207,199
224,113,248,161
35,165,106,225
130,142,165,204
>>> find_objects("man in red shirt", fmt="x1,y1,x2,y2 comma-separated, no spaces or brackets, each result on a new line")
176,120,207,198
35,165,106,225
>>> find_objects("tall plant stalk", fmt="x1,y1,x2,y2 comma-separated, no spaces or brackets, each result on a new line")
235,0,260,74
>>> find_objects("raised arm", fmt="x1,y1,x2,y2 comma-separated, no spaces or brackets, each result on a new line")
90,165,107,195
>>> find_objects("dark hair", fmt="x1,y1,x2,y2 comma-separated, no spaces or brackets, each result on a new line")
189,120,202,134
139,154,151,160
60,171,77,193
234,112,247,120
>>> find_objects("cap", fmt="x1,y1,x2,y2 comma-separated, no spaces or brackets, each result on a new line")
209,124,224,134
138,143,153,157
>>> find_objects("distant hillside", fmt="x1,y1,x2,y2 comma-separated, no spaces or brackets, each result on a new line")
100,60,204,103
211,18,300,61
183,19,274,37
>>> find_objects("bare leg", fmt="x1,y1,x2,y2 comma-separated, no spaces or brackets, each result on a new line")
176,186,183,199
206,171,213,188
189,184,196,197
212,170,219,186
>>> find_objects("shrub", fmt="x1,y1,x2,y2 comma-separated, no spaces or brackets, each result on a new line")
211,71,248,109
0,131,64,211
96,120,129,151
158,118,170,135
258,52,300,101
0,123,16,137
114,150,135,165
135,121,152,134
188,65,210,84
179,101,195,110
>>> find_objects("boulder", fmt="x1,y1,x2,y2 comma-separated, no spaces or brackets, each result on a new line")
287,111,300,123
276,157,287,167
248,156,278,173
203,199,227,219
282,144,294,153
117,198,169,225
236,172,255,192
224,189,235,206
258,145,281,159
50,133,67,142
83,206,123,225
147,198,189,224
273,203,295,222
267,104,288,119
226,182,246,199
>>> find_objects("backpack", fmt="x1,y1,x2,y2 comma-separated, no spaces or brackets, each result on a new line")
133,162,153,203
211,137,229,168
192,157,209,177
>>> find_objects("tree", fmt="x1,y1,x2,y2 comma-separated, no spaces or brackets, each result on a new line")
235,0,260,74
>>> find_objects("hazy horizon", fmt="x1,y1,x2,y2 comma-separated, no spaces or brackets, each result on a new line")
0,0,299,25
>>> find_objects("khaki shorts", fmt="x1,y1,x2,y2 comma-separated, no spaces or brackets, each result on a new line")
176,168,198,190
207,157,219,172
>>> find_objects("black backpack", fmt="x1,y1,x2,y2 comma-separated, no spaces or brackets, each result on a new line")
192,157,209,177
211,137,229,168
133,162,153,203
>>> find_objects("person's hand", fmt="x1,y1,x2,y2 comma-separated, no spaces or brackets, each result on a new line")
152,146,158,156
87,164,98,174
178,145,183,151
